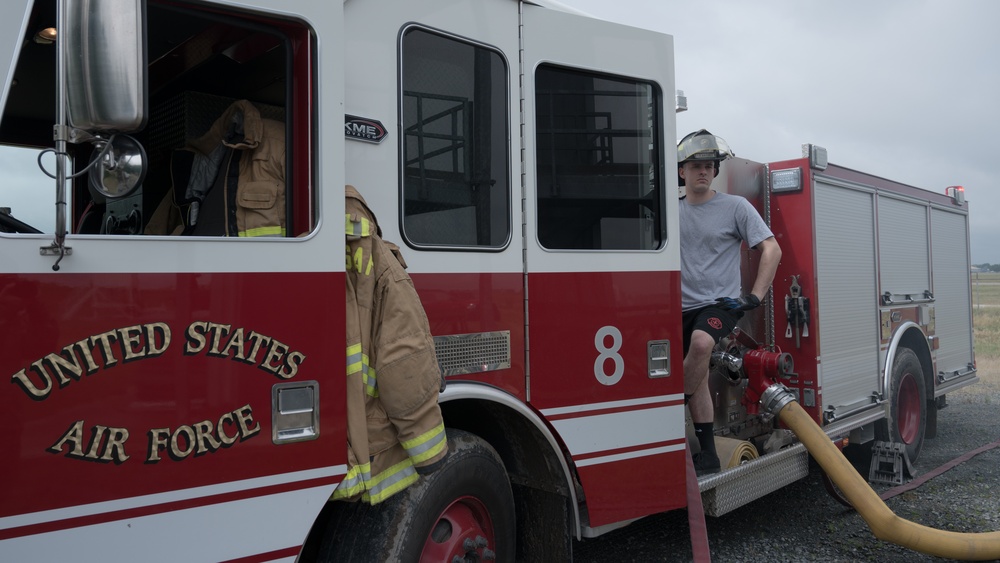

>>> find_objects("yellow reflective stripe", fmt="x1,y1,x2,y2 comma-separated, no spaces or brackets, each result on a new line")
347,344,378,397
333,458,420,504
346,344,363,377
238,226,286,237
400,423,447,465
345,213,372,237
363,361,378,398
346,344,378,396
331,462,372,500
363,458,418,505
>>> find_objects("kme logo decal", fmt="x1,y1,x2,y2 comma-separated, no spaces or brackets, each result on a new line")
345,114,388,143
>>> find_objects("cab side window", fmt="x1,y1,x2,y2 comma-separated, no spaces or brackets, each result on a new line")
534,64,664,250
0,0,314,238
0,148,59,234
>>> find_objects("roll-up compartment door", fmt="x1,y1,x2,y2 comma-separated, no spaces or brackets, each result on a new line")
814,179,880,416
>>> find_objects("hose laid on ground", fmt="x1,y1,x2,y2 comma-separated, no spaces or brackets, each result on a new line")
879,436,1000,502
779,398,1000,560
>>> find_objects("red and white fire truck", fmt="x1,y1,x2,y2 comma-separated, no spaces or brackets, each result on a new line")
0,0,976,561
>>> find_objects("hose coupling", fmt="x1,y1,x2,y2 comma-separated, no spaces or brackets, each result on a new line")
759,382,797,416
711,351,743,379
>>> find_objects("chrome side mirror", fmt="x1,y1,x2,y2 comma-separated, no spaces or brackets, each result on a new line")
62,0,148,132
44,0,149,269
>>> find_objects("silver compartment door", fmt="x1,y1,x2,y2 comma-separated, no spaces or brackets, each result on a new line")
814,178,880,416
878,195,931,300
931,207,976,388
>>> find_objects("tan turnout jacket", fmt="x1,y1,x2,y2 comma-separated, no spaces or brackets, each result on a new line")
336,185,448,504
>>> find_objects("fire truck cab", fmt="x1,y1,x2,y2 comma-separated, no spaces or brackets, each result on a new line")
0,0,976,561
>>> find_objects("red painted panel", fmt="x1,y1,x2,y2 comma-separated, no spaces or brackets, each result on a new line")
527,271,681,407
528,270,685,525
576,450,686,525
411,272,526,400
0,271,345,518
769,159,822,422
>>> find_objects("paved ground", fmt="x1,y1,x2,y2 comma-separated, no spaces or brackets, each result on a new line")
572,392,1000,562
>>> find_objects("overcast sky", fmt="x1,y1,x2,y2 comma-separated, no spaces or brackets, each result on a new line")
5,2,997,264
564,0,1000,265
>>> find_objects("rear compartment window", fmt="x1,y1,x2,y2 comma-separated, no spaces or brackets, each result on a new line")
534,64,664,250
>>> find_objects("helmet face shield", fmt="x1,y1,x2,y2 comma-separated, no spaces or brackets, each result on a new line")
677,129,734,164
677,129,733,187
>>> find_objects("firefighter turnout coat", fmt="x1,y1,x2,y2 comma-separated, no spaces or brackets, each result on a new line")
146,99,286,237
336,185,448,504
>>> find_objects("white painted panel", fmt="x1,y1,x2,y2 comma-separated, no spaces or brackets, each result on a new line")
0,485,332,563
343,0,523,275
549,404,684,456
521,3,678,274
0,465,344,562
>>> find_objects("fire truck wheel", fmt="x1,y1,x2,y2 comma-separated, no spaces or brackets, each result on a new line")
317,429,515,563
875,347,927,462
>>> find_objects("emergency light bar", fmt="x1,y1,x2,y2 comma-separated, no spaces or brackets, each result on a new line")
802,143,828,171
675,89,687,113
945,185,965,205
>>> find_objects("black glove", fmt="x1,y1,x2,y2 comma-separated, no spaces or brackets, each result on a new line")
715,294,761,312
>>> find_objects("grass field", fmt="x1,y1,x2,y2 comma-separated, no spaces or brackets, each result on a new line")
956,272,1000,401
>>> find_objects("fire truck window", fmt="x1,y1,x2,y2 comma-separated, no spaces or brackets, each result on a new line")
0,0,313,238
0,0,65,236
136,4,300,238
0,146,61,234
400,28,511,249
534,65,663,250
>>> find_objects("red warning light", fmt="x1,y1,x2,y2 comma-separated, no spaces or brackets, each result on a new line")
945,186,965,205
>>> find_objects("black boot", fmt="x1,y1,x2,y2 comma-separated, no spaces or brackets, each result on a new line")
692,449,721,476
693,422,721,476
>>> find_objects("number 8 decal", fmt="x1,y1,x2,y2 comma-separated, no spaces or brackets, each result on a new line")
594,326,624,385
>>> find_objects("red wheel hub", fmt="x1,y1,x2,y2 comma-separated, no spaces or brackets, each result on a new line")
896,372,921,444
420,495,496,562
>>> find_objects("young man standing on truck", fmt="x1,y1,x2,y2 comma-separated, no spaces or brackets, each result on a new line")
677,129,782,475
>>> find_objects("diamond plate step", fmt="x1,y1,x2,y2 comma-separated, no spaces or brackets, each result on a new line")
697,442,810,517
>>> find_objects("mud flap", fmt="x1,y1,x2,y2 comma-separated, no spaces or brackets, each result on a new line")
512,482,571,561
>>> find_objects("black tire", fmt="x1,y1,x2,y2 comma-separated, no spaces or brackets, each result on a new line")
875,348,927,462
318,429,515,562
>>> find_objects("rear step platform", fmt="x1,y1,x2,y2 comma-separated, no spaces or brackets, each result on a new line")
697,443,809,517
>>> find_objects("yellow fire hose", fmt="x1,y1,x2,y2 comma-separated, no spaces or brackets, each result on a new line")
776,390,1000,560
740,346,1000,559
714,436,759,468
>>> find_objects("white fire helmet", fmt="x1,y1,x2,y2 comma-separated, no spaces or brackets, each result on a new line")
677,129,734,186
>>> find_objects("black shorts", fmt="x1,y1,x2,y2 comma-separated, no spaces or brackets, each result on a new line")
682,305,741,355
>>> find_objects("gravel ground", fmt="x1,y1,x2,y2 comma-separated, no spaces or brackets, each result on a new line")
573,390,1000,562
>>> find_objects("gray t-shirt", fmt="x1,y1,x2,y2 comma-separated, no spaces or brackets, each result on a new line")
679,191,773,311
